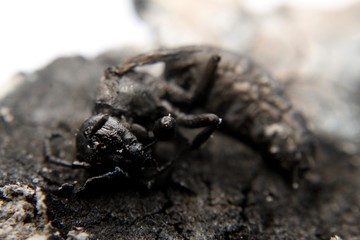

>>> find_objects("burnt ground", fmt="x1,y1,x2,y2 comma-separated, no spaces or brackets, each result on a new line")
0,50,359,240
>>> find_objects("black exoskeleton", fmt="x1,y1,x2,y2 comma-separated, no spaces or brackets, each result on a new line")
45,45,316,191
45,49,222,191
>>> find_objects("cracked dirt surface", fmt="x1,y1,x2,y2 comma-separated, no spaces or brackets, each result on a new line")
0,50,359,239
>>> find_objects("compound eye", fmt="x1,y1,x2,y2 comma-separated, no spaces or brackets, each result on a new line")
153,115,176,141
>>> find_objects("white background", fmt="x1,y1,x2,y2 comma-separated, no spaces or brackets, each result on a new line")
0,0,152,97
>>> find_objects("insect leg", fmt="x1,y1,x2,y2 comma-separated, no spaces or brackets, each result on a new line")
160,54,220,107
192,54,220,105
176,113,222,149
44,133,90,169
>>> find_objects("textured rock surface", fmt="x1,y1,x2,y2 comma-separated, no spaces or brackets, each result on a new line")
0,48,359,239
0,184,51,239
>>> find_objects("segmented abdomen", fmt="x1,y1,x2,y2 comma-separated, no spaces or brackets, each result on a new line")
164,46,315,181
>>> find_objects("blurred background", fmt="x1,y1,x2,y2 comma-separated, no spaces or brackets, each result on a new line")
0,0,152,97
1,0,360,148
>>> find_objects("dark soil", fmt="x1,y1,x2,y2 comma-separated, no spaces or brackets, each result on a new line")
0,50,359,239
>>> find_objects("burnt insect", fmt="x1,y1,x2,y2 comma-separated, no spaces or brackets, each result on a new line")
113,46,316,188
45,45,315,191
44,50,222,192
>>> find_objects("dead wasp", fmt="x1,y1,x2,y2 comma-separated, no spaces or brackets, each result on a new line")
44,49,222,191
45,45,315,191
